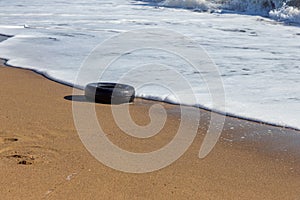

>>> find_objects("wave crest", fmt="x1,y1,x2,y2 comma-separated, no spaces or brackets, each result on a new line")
270,4,300,23
140,0,300,24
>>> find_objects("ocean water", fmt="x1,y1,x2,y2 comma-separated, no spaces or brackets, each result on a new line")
0,0,299,130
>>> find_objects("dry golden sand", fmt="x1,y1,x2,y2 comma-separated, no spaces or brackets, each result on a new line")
1,61,300,199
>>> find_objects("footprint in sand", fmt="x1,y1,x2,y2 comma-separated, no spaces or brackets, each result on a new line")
0,131,19,144
2,145,60,166
6,154,34,165
0,137,19,154
0,137,19,144
3,138,18,143
0,135,19,155
0,132,59,165
0,137,18,153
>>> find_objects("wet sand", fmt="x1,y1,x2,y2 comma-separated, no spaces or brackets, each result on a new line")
1,61,300,199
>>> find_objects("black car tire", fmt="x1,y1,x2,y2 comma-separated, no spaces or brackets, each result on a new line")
84,82,135,104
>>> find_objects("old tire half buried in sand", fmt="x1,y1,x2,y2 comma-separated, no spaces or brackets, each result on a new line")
85,82,135,104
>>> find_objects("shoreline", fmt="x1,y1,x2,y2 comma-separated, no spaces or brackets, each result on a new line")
0,33,298,132
1,60,300,198
1,57,299,132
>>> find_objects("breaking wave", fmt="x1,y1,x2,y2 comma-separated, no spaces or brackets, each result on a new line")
141,0,300,24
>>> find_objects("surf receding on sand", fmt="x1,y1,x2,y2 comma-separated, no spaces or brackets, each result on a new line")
0,0,299,130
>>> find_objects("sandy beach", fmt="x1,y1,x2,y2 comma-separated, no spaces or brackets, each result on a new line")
1,59,300,199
